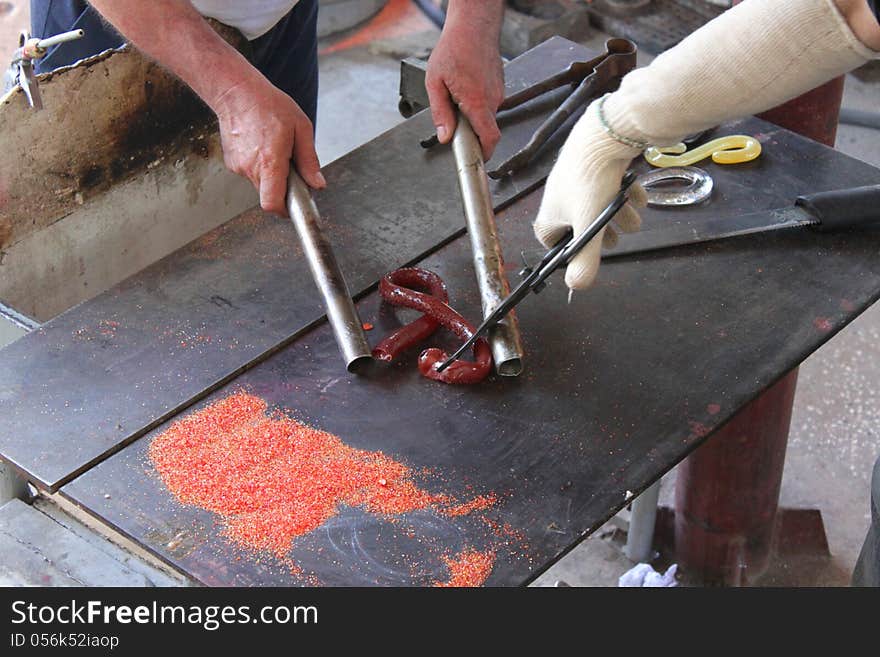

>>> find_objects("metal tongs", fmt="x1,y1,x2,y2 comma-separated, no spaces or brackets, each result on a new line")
488,38,636,179
437,171,638,372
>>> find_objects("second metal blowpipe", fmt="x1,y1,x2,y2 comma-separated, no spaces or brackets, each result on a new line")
437,171,638,372
450,113,524,377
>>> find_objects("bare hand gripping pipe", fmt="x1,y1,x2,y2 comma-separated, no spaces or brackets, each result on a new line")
451,116,524,377
286,171,372,373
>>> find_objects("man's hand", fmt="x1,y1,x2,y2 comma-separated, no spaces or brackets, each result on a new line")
214,79,325,217
426,0,504,159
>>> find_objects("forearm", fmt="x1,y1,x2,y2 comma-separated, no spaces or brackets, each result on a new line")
87,0,266,114
605,0,878,146
443,0,504,44
835,0,880,50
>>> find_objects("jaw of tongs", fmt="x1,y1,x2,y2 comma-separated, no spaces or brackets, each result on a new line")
487,38,636,179
420,38,637,178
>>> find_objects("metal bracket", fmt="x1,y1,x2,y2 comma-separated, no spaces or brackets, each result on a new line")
398,57,429,118
6,29,85,110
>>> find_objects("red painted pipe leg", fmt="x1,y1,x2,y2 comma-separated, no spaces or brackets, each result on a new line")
675,370,797,584
756,77,846,147
674,6,845,583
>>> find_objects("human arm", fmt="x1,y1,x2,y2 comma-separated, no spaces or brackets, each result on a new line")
88,0,325,216
534,0,880,290
837,0,880,49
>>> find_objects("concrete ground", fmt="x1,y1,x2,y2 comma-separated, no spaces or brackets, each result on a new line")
1,1,878,586
0,1,24,63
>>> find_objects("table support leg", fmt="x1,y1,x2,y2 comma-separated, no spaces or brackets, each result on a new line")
672,55,844,584
674,370,797,584
0,461,29,505
625,479,662,563
755,77,846,148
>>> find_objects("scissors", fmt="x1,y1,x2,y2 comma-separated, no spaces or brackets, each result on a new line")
437,171,639,372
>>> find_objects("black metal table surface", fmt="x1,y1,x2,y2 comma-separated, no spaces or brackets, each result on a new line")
0,37,602,492
59,121,880,586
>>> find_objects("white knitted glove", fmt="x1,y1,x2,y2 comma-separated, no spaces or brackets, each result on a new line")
533,108,644,289
535,0,877,290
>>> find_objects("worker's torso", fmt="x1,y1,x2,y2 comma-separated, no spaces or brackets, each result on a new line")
191,0,301,39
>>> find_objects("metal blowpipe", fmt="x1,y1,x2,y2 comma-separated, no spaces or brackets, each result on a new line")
437,171,638,372
451,115,524,376
286,171,372,373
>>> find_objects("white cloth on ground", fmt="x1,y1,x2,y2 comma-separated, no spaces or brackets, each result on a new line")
618,563,678,587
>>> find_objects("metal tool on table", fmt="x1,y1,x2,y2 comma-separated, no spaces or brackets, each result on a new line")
4,29,84,110
488,38,637,179
285,171,372,373
451,114,524,377
420,38,637,179
638,166,714,207
604,183,880,258
437,171,639,372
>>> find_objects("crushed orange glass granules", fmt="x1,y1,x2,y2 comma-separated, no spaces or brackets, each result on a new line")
149,392,452,558
433,549,496,587
148,392,503,584
442,494,498,517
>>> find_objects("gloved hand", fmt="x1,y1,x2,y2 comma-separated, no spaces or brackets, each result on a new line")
535,0,877,290
533,104,645,290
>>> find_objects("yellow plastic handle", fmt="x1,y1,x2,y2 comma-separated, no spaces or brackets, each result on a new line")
644,135,762,167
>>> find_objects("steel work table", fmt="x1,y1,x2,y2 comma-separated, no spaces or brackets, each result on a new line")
3,41,880,586
0,37,588,493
